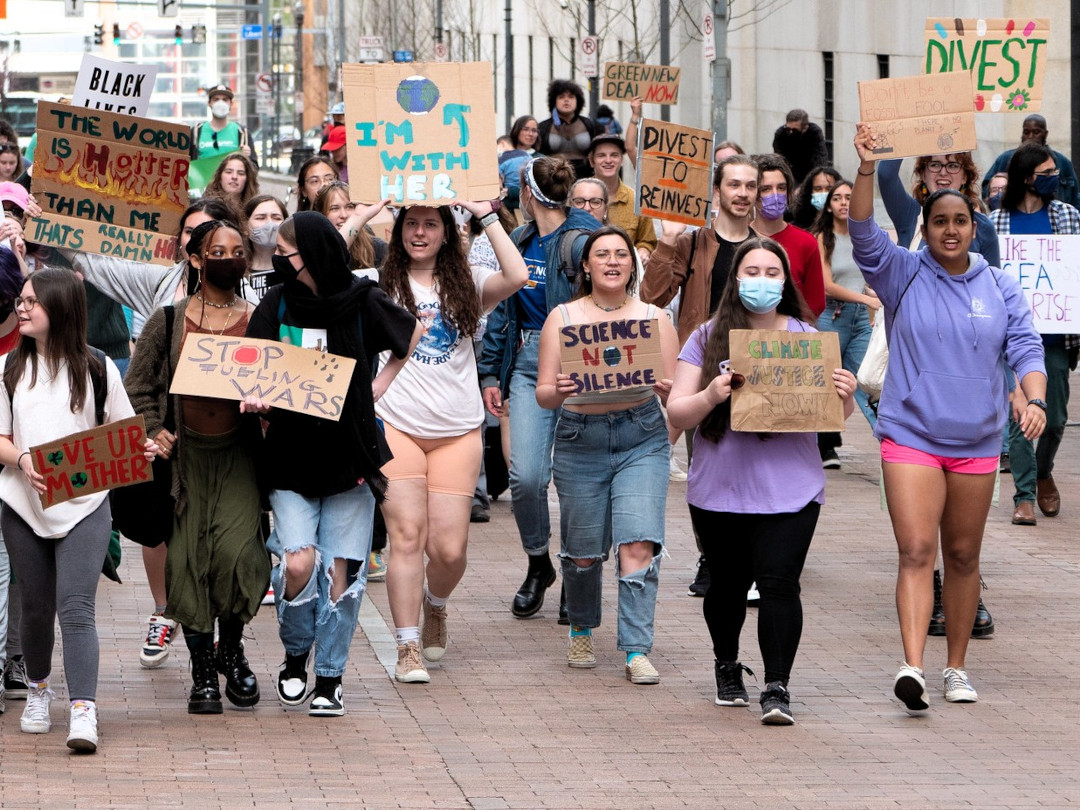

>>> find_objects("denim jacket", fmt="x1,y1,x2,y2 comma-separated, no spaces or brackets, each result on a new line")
478,207,600,394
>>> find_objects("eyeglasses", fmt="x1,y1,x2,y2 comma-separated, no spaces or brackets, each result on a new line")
14,296,39,312
1034,168,1061,178
571,197,606,209
926,160,963,174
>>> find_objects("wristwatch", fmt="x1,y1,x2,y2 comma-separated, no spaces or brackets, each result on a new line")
1028,398,1048,410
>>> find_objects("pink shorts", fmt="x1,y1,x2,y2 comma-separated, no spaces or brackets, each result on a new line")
880,438,998,475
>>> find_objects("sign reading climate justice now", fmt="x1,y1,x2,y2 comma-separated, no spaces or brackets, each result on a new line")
602,62,681,104
169,335,357,421
559,318,662,395
857,71,976,162
924,17,1049,113
635,119,713,227
341,61,500,205
29,102,190,267
30,416,150,509
729,329,845,433
999,234,1080,334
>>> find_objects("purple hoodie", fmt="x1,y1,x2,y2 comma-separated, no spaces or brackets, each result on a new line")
849,215,1045,458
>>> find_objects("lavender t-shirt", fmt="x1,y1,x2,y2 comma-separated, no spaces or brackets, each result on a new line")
680,319,826,514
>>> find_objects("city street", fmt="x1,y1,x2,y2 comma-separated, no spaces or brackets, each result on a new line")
1,407,1079,809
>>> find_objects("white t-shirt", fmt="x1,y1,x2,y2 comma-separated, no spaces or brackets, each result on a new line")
376,264,498,439
0,353,135,539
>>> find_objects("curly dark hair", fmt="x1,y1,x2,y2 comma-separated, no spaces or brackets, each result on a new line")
910,152,980,205
696,237,812,442
547,79,585,118
381,206,481,339
810,179,852,265
791,166,841,229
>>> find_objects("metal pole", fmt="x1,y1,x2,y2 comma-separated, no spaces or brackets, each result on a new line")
436,0,443,43
338,0,346,68
295,2,304,136
659,0,670,122
587,0,597,118
710,0,728,140
504,0,513,133
1073,0,1080,172
273,13,281,169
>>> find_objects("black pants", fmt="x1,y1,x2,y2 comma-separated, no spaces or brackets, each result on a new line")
690,501,820,684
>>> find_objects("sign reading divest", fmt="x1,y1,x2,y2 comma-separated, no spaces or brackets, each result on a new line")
341,61,499,205
602,62,681,104
73,54,158,116
999,234,1080,334
559,318,662,396
30,415,150,509
924,17,1049,113
635,119,713,227
169,335,357,421
29,102,189,267
857,71,976,161
729,329,844,432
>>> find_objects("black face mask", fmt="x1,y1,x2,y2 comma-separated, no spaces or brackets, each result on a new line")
272,254,301,279
203,256,247,291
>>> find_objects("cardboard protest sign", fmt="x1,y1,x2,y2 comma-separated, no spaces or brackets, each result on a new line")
925,17,1049,113
602,62,681,104
169,335,357,421
187,151,231,194
559,318,662,396
341,61,500,205
30,416,150,509
728,329,845,432
635,119,713,227
73,54,158,116
857,71,976,161
999,234,1080,334
29,102,190,266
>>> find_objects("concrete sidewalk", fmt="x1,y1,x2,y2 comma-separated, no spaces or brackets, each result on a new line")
2,409,1079,809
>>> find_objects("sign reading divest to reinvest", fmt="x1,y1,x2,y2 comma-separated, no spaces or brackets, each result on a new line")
29,102,189,266
31,415,150,509
635,119,713,227
169,335,357,421
341,61,500,205
602,62,681,104
729,329,844,432
924,17,1049,113
999,234,1080,334
559,318,662,396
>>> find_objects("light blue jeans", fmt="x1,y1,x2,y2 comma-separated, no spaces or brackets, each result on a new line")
552,399,668,654
267,486,375,678
508,331,560,555
817,301,877,427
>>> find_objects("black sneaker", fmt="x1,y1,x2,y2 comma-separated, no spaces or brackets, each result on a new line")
308,676,344,717
3,656,28,700
760,681,794,725
276,651,310,707
821,449,841,469
687,555,710,597
714,661,753,707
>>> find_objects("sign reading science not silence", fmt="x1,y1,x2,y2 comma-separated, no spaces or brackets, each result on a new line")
29,102,190,267
559,318,663,395
169,336,357,421
728,329,845,432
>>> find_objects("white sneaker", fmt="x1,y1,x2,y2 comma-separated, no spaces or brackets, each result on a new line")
261,586,276,606
67,701,99,753
140,614,178,668
943,667,978,703
893,664,929,714
669,451,688,482
20,683,55,733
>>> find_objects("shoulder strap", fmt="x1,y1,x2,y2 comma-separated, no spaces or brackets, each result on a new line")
557,303,571,324
162,305,175,432
560,228,590,282
892,266,921,321
646,303,658,320
686,229,699,279
87,347,108,426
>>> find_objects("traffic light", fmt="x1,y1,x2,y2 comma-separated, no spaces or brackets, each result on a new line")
192,24,206,45
112,23,120,45
174,24,182,45
93,23,104,46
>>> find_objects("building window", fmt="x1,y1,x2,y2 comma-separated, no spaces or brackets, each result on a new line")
877,54,889,79
823,51,834,164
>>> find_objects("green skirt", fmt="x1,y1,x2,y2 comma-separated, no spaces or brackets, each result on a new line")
165,427,270,633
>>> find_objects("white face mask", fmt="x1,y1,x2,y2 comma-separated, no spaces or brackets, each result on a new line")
250,222,281,248
210,100,230,119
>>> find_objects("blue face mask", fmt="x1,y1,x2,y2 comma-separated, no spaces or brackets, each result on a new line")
738,277,784,314
1033,174,1059,198
810,191,829,210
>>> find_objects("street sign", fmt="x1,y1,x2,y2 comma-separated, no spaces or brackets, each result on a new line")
256,72,274,115
242,24,262,40
580,36,599,78
702,6,716,62
434,41,448,62
393,50,415,63
294,91,304,114
65,0,84,17
126,21,144,39
158,0,179,18
359,35,385,61
255,72,273,93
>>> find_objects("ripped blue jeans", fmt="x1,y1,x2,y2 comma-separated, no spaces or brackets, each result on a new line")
552,399,667,653
267,486,375,678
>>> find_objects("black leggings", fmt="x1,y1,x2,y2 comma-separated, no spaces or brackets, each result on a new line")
690,502,820,685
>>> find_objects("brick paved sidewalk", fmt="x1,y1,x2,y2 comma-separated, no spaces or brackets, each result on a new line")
2,410,1079,809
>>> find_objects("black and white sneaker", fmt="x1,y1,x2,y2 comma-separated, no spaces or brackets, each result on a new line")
821,449,841,469
714,661,753,707
276,651,310,707
893,664,929,714
308,676,344,717
760,681,794,725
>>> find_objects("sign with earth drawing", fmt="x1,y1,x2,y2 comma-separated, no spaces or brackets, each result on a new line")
341,61,500,206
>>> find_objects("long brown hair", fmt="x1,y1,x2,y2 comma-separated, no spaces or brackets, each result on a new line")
313,182,377,269
697,237,812,441
204,153,260,212
910,152,980,205
810,180,852,265
4,269,103,414
381,206,481,339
